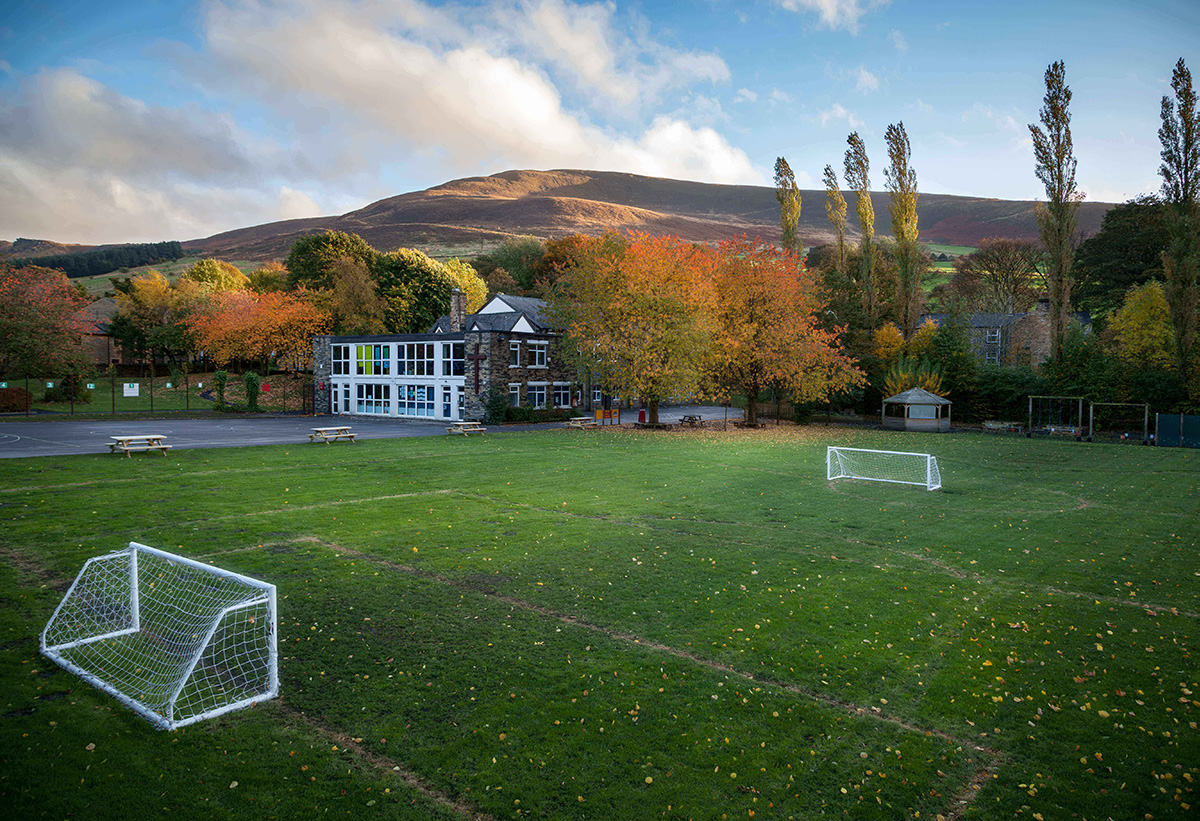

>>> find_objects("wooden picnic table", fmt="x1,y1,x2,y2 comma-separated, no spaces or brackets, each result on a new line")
309,426,357,444
108,434,171,457
564,417,597,429
447,421,486,436
680,415,703,427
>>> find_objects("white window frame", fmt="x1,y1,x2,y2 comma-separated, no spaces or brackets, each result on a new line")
331,345,350,376
509,341,521,368
985,328,1001,344
553,382,571,408
509,383,521,407
528,383,548,409
530,341,548,368
355,344,391,376
356,383,391,414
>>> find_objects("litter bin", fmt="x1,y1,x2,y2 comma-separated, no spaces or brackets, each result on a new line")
638,409,646,423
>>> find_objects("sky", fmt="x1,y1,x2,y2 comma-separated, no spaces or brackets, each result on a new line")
1,0,1197,245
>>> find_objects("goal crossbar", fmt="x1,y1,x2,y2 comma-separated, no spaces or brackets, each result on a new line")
41,542,278,730
827,446,942,491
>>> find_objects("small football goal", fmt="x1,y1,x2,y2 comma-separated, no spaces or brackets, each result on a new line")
826,446,942,491
41,542,278,730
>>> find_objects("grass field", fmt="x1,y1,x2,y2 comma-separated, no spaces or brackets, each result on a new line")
1,426,1196,819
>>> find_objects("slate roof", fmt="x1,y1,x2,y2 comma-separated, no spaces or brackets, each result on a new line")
467,311,527,332
428,293,553,334
882,387,952,405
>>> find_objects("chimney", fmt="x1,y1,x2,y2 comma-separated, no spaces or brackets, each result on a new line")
449,288,466,332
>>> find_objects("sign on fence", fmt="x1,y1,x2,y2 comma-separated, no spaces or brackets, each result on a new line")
123,383,140,397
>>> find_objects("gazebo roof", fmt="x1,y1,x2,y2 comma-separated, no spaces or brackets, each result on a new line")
882,387,951,405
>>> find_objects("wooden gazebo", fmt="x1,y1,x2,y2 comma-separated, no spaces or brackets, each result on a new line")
882,387,951,433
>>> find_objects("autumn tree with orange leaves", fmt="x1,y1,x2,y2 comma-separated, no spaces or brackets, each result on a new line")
189,290,331,372
709,238,864,424
0,265,87,376
548,233,716,424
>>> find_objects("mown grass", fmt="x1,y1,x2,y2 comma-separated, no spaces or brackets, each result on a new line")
0,426,1196,819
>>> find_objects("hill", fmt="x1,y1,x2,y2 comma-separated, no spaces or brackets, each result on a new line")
185,169,1115,261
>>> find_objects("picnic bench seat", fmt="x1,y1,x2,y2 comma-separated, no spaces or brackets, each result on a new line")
564,417,597,429
309,426,357,444
447,421,486,436
108,435,171,457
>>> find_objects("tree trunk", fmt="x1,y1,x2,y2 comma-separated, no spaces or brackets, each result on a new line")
745,380,759,425
648,397,659,424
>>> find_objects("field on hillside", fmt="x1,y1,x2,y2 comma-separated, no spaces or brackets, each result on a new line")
0,427,1196,819
73,257,259,296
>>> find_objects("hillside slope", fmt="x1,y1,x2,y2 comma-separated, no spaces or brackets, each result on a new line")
181,169,1112,260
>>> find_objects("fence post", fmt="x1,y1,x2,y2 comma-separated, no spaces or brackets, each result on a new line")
25,376,30,416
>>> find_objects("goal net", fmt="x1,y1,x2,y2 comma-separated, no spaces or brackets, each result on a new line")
41,542,278,730
827,446,942,491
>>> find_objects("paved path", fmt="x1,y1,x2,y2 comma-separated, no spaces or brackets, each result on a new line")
0,405,743,459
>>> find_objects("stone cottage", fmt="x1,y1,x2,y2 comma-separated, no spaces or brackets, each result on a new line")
311,292,577,421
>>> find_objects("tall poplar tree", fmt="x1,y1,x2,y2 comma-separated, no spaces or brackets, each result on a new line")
1028,60,1081,361
823,164,848,275
844,132,876,327
884,121,923,338
774,157,803,256
1159,57,1200,391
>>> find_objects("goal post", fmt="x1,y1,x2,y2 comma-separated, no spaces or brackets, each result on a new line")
41,542,278,730
826,446,942,491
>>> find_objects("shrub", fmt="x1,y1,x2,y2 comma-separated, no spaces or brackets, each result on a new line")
0,386,32,413
483,389,510,425
42,374,92,404
244,372,261,412
214,370,228,410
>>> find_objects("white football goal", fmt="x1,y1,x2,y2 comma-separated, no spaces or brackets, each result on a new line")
826,446,942,491
41,542,278,730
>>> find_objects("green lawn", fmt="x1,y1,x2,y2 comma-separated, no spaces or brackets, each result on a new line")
1,427,1196,819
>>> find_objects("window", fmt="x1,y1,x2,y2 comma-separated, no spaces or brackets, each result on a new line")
593,387,603,405
442,387,453,418
356,383,390,414
341,384,350,413
985,329,1001,344
441,342,465,376
397,384,436,417
529,384,547,409
509,384,521,407
530,341,548,368
331,345,350,376
553,383,571,408
509,341,521,367
398,343,435,376
355,344,390,376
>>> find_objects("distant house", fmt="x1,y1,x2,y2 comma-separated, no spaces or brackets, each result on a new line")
74,297,124,367
920,300,1091,367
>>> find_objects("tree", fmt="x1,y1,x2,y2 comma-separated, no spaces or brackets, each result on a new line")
884,122,924,337
112,271,207,368
883,356,944,397
189,290,330,372
1108,282,1176,371
443,258,488,313
0,265,87,376
248,261,289,293
371,248,458,334
1029,60,1082,361
329,255,386,335
844,131,877,327
475,236,545,293
952,238,1044,313
774,157,803,256
1073,196,1169,318
708,237,863,424
823,165,848,275
548,233,715,424
871,323,906,365
285,231,377,290
180,258,249,291
1159,57,1200,390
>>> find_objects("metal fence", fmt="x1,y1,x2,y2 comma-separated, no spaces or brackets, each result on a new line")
1156,413,1200,448
0,372,314,416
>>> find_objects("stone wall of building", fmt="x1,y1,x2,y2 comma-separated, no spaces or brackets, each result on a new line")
312,335,332,414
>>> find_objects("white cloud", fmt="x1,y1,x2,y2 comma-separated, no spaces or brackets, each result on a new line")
963,102,1023,132
819,103,864,128
0,58,12,74
913,98,934,115
733,88,758,104
889,29,907,55
2,0,761,242
774,0,890,34
770,88,794,105
853,66,879,93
